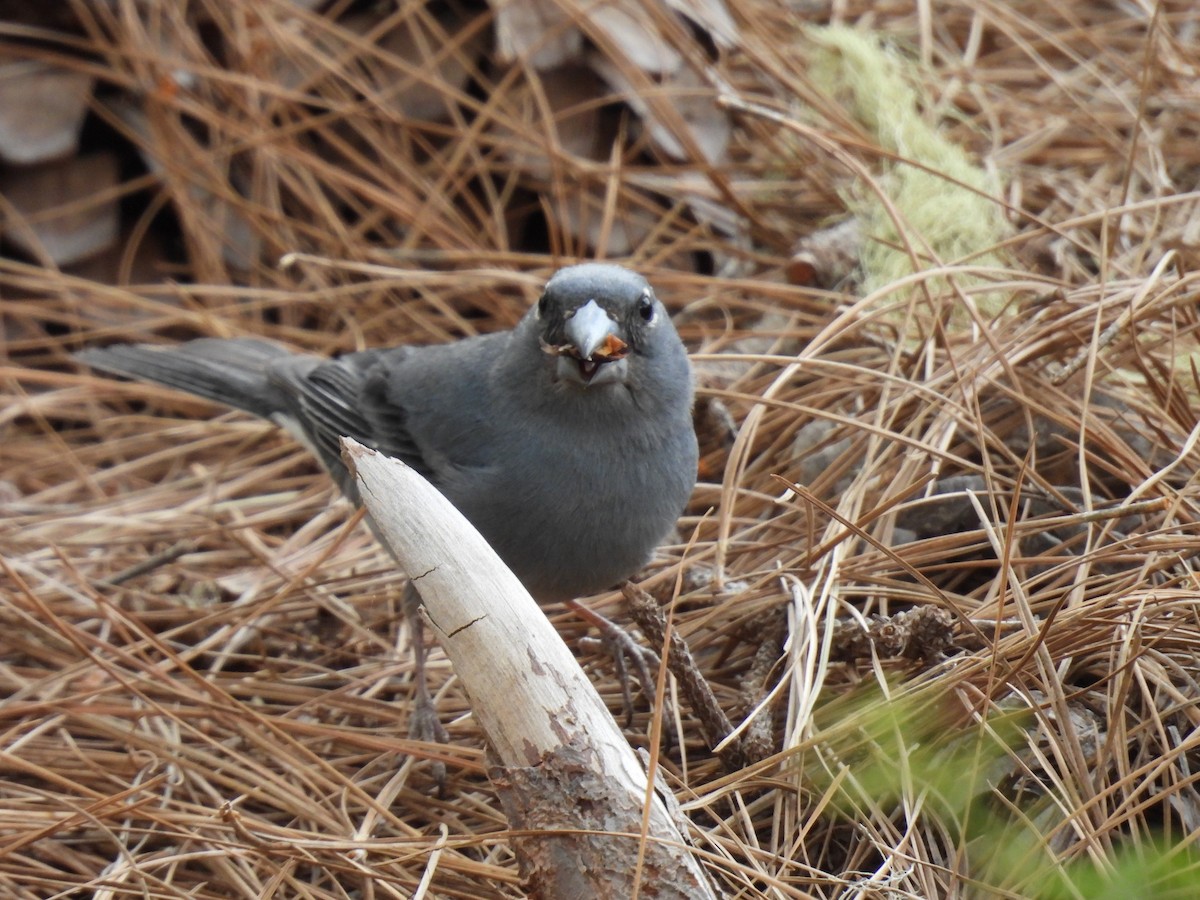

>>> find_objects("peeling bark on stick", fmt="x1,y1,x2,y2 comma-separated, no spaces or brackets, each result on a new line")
342,438,718,899
493,740,711,900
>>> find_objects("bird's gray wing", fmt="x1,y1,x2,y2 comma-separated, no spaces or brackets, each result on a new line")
357,354,430,476
265,348,434,497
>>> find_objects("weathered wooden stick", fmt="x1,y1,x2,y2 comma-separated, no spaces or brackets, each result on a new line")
342,438,717,900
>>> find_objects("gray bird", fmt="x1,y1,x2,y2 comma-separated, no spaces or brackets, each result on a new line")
77,263,698,752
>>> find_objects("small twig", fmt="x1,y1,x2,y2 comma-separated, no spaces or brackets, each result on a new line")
101,540,197,587
622,582,760,772
1052,496,1170,525
1051,251,1176,385
829,606,956,663
736,608,786,763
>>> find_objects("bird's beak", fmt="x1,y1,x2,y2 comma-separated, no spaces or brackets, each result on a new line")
564,300,618,360
544,300,630,387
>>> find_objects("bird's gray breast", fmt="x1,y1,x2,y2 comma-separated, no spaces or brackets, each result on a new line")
438,401,696,604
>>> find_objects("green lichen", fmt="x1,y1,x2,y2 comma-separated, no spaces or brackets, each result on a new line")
809,26,1012,316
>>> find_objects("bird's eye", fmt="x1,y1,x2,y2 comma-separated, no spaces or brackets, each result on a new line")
536,293,549,318
636,294,655,322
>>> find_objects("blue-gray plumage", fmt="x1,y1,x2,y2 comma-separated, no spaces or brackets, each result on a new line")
76,263,698,605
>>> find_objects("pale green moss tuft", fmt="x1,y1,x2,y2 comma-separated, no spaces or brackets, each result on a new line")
809,26,1012,316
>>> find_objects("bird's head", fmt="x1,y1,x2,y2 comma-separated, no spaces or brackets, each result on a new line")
530,263,679,390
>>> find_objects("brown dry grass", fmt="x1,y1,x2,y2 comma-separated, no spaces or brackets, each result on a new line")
3,0,1200,897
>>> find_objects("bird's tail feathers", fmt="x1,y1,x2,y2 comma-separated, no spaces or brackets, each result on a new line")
76,338,295,418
